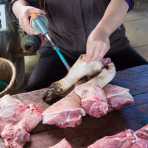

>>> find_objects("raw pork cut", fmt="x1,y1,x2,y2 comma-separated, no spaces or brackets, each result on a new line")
75,84,134,118
45,55,103,102
75,86,107,118
104,84,129,98
88,130,135,148
43,61,133,127
104,84,134,111
43,84,133,128
49,139,72,148
42,91,86,128
0,95,43,148
75,61,116,117
43,59,133,128
0,95,27,132
1,104,42,148
88,125,148,148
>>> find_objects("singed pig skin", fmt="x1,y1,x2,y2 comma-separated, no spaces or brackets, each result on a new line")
43,91,86,128
45,55,103,102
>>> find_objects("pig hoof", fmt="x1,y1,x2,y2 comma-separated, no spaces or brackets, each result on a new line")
44,83,64,104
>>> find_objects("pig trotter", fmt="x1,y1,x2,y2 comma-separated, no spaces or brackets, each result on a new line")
44,82,64,104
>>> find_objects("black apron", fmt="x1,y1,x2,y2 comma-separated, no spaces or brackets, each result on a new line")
45,0,129,56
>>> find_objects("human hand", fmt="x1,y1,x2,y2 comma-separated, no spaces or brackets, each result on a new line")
86,28,110,62
13,4,45,35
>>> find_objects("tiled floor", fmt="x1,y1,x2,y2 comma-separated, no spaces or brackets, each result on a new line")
125,3,148,60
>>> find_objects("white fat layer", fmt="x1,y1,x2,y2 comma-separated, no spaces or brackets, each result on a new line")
106,85,130,98
108,90,129,98
42,108,86,124
95,63,116,88
58,115,81,126
0,95,23,119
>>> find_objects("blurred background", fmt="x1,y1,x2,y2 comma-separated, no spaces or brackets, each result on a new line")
125,0,148,60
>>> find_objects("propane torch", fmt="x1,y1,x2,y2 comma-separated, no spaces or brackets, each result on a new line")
31,13,70,71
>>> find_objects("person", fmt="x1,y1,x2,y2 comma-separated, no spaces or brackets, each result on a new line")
11,0,147,91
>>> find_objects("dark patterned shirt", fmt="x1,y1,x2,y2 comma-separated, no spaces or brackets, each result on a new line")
125,0,134,11
27,0,133,55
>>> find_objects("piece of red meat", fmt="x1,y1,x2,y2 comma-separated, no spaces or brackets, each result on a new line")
75,85,108,118
74,61,133,118
1,104,42,148
88,125,148,148
42,91,86,128
2,124,30,148
132,125,148,148
0,94,43,148
88,129,135,148
49,139,72,148
75,84,134,118
104,84,134,111
0,95,27,132
74,62,116,118
104,84,129,98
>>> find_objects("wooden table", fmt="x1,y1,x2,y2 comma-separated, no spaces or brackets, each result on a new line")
21,65,148,148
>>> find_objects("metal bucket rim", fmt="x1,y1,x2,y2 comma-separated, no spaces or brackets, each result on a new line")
0,57,16,95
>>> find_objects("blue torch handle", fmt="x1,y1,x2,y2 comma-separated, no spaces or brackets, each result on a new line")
53,47,70,71
31,15,70,71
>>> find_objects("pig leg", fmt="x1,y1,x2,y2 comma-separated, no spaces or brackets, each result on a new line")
45,55,103,102
75,62,116,118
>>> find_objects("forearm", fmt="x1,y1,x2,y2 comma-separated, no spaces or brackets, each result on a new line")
94,0,129,37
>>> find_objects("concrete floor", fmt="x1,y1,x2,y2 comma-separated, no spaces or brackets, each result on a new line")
125,3,148,60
